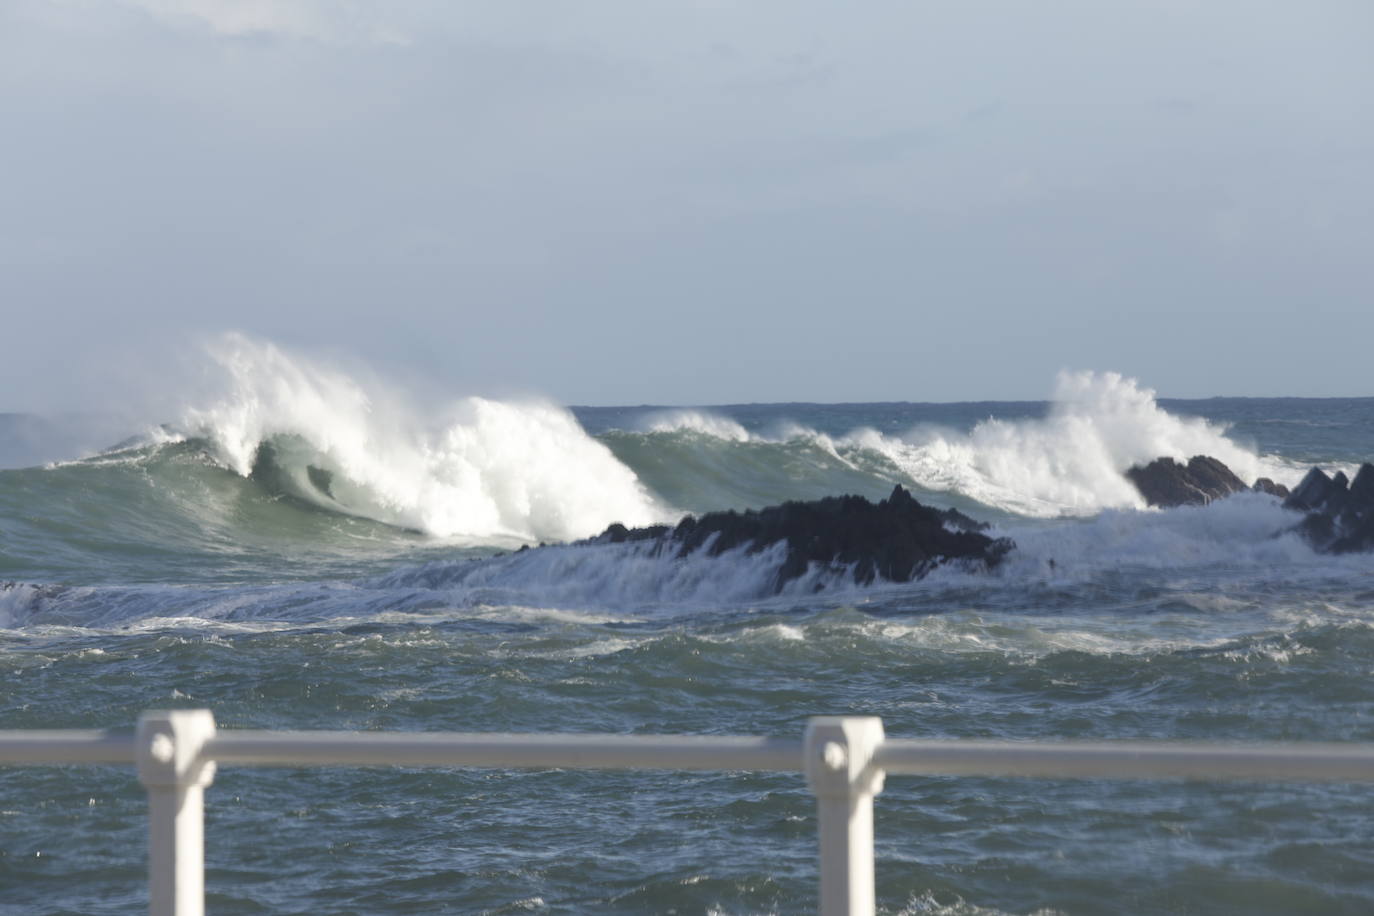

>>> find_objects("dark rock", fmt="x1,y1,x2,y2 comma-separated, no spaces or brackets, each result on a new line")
1351,463,1374,505
1330,512,1374,554
1125,455,1248,507
585,485,1013,593
594,522,671,545
1124,458,1198,507
1186,456,1249,498
1123,455,1374,556
600,523,630,543
1282,463,1374,553
1284,468,1338,512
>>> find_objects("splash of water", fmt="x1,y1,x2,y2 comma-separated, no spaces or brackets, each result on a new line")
639,409,752,442
183,334,669,542
862,371,1297,516
624,371,1299,517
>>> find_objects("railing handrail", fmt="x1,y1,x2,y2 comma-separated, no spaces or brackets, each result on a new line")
0,729,136,764
877,737,1374,782
9,727,1374,782
204,729,804,771
5,714,1374,916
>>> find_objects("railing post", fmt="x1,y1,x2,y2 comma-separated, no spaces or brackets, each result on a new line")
804,716,885,916
137,710,216,916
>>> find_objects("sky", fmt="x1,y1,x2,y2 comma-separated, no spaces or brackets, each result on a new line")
2,0,1372,410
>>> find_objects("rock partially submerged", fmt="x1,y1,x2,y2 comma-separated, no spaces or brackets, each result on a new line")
1124,453,1374,554
1251,477,1291,499
588,485,1014,592
1125,456,1251,507
1283,464,1374,553
1126,455,1291,507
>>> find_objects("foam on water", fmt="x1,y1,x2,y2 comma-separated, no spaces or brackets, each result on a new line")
6,491,1360,632
0,583,38,629
374,537,856,610
859,371,1302,517
996,491,1328,580
621,372,1305,518
639,408,752,442
182,334,669,542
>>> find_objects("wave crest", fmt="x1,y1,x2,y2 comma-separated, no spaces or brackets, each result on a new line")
183,334,669,542
860,371,1295,516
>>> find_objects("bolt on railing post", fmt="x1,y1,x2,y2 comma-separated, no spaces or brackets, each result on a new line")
804,716,886,916
137,710,217,916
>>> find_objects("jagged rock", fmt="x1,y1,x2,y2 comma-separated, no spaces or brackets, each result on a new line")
1330,513,1374,554
1187,455,1249,499
1284,468,1340,512
1124,454,1374,554
598,522,672,544
1351,464,1374,504
586,485,1013,592
1283,463,1374,553
1125,455,1249,507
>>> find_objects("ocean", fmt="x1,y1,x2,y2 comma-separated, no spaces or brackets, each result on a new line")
3,340,1373,914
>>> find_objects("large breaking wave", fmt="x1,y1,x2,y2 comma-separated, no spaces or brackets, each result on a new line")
613,371,1305,518
181,334,671,542
1,336,1332,602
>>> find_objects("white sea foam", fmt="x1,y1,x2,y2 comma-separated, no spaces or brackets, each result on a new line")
639,409,854,459
997,492,1329,579
182,334,669,542
898,891,1064,916
862,609,1271,661
0,584,38,629
640,409,752,442
8,494,1369,630
855,371,1301,517
376,537,858,610
628,371,1302,518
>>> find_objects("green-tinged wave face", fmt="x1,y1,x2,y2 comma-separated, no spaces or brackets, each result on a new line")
0,439,453,585
596,427,906,514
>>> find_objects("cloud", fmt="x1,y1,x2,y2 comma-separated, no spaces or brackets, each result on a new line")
112,0,409,44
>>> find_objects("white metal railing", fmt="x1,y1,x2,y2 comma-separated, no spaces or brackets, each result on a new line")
4,712,1374,916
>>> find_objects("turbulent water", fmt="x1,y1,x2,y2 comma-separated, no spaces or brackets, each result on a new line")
4,339,1374,914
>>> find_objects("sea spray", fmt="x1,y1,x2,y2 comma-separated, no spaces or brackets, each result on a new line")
182,334,670,541
639,408,752,442
613,371,1303,517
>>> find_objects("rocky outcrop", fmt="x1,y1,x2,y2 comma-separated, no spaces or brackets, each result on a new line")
1283,464,1374,553
587,485,1014,592
1123,454,1374,554
1126,455,1295,507
1125,456,1250,507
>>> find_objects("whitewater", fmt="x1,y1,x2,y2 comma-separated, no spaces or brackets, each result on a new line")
3,338,1374,915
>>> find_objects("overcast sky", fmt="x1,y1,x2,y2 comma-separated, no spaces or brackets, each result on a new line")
2,0,1372,411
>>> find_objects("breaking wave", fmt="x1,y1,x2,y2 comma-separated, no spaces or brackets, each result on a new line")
860,371,1301,516
608,371,1305,518
1,340,1348,599
4,490,1353,630
179,334,670,542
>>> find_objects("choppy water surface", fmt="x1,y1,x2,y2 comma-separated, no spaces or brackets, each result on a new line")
3,342,1374,914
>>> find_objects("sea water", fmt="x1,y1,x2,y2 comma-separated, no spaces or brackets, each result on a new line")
3,337,1373,914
